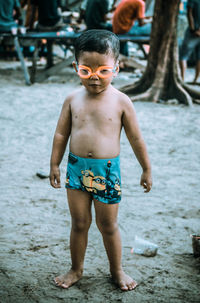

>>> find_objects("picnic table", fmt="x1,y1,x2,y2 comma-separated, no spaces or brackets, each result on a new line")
0,31,150,85
0,30,80,84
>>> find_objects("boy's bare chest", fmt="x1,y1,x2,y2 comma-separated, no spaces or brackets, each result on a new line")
72,100,121,125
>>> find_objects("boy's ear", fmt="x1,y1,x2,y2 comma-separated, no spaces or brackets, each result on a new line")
72,61,78,72
113,64,119,77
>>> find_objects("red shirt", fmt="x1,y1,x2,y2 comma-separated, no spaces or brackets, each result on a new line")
112,0,145,34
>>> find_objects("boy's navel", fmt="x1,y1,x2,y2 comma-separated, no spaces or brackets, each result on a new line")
88,152,93,158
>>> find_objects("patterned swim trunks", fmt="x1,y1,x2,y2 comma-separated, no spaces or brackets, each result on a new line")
65,152,121,204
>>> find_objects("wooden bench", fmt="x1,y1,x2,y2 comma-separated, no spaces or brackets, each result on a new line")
117,34,150,58
0,31,80,84
0,31,150,84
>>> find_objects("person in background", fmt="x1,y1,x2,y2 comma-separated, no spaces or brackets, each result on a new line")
78,0,117,24
112,0,152,56
20,0,38,28
0,0,22,32
29,0,62,30
179,0,200,83
28,0,64,67
84,0,113,31
77,0,88,23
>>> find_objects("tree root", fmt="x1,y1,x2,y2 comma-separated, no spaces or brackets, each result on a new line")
193,99,200,105
182,83,200,101
130,85,160,102
170,78,193,106
121,76,194,105
120,73,152,95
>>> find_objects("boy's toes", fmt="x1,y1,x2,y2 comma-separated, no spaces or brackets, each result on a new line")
120,283,129,291
112,271,137,292
54,277,69,288
61,283,69,289
120,280,137,291
53,270,83,289
54,277,62,286
128,280,137,290
128,284,133,290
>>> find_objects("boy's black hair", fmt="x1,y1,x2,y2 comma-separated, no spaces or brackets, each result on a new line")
74,29,120,62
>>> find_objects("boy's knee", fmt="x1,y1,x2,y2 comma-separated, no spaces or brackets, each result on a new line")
96,219,118,236
72,217,91,233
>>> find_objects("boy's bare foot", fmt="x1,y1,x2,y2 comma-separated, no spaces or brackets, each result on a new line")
111,270,137,291
54,269,82,289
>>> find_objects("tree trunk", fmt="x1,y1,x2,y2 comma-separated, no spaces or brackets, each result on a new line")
120,0,200,105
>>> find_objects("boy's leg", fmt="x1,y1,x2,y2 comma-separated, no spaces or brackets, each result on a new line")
54,189,92,289
179,28,193,81
179,59,187,81
194,60,200,83
94,200,137,291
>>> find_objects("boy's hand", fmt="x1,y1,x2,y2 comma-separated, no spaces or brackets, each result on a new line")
195,29,200,37
140,171,152,193
50,165,61,188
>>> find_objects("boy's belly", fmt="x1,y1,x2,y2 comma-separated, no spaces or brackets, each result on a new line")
69,131,120,159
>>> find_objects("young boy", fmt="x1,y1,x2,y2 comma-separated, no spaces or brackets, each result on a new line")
50,29,152,291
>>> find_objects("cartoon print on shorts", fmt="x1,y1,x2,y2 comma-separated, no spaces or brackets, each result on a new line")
80,161,121,200
106,177,121,199
105,161,121,199
80,170,107,196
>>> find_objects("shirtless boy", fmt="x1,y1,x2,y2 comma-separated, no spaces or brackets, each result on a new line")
50,29,152,291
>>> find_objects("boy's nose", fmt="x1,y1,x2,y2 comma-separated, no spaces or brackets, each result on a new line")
90,72,99,79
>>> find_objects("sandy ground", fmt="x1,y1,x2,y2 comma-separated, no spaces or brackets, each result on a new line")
0,59,200,303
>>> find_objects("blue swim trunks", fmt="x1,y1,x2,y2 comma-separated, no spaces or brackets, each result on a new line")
65,152,121,204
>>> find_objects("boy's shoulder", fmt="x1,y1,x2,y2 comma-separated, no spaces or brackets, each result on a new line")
63,87,85,105
112,86,134,108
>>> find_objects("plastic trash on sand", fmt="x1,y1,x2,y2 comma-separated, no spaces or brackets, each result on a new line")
131,236,158,257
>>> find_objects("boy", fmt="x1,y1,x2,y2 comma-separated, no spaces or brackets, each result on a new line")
50,29,152,291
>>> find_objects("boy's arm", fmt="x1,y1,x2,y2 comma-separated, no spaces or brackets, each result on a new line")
50,98,72,188
122,97,152,192
187,6,200,36
187,7,195,32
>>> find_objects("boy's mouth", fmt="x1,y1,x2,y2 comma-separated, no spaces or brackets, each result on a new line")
88,83,100,86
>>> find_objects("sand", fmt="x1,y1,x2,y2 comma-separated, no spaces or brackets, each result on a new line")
0,61,200,303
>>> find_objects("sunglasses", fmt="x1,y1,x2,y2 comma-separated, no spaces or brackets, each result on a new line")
74,64,118,79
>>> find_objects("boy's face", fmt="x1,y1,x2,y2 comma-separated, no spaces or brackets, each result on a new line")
74,51,119,95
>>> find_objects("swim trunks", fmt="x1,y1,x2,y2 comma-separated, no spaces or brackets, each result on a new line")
65,152,121,204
